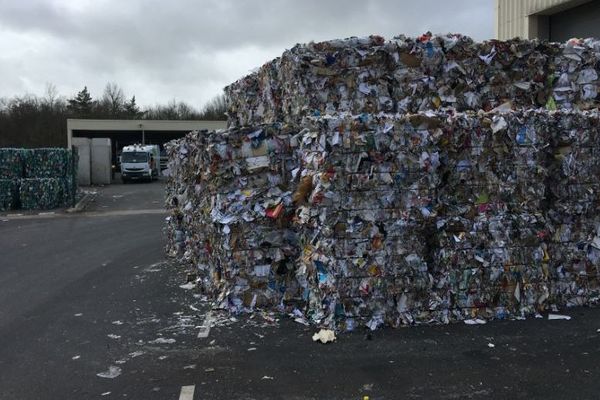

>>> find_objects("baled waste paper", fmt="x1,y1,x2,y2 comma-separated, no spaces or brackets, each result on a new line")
166,110,600,329
226,34,600,127
165,124,302,310
168,33,600,330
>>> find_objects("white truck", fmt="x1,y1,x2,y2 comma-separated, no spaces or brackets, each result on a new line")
119,144,160,183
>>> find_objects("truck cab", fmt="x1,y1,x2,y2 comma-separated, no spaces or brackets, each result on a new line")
120,145,160,183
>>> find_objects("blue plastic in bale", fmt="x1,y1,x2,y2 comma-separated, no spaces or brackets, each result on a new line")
0,179,18,211
19,178,68,210
24,148,71,178
0,149,25,179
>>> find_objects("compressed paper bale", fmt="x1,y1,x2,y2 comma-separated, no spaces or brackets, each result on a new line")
226,35,600,127
165,110,600,329
165,125,302,312
222,31,600,328
172,26,600,332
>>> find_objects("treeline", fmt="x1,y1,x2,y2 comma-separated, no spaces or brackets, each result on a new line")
0,83,228,148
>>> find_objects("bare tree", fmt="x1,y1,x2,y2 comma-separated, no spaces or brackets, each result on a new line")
102,82,125,117
42,83,59,111
199,93,228,120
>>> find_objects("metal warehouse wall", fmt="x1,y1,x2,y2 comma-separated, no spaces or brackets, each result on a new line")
496,0,593,40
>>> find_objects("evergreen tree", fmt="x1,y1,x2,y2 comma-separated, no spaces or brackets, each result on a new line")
124,95,141,118
67,86,93,116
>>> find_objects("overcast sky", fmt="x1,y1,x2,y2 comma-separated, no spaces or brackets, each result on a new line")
0,0,494,109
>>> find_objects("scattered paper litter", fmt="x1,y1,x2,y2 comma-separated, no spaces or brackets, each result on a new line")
74,313,83,317
107,334,121,339
548,314,571,320
464,318,487,325
128,351,145,358
312,329,336,344
72,355,80,360
487,343,495,348
96,366,122,379
149,337,176,344
247,347,257,351
179,282,196,290
101,392,111,396
261,376,274,380
183,364,197,370
111,320,124,325
362,383,374,391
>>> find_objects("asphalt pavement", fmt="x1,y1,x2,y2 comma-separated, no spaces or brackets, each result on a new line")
1,179,599,399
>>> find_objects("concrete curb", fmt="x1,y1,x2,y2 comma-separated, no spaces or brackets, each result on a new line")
66,191,97,213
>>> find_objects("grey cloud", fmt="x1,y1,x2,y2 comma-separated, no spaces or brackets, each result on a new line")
0,0,494,107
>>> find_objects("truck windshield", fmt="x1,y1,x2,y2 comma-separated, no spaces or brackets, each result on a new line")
121,152,148,163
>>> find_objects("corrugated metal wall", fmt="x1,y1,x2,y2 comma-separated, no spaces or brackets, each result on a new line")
496,0,580,39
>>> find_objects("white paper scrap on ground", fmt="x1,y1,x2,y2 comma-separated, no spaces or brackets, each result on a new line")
96,366,122,379
312,329,336,344
179,282,196,290
197,314,213,338
464,318,487,325
548,314,571,320
149,337,176,344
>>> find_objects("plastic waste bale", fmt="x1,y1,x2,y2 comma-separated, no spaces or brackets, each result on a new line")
24,148,74,178
19,178,68,210
0,148,26,179
0,179,18,211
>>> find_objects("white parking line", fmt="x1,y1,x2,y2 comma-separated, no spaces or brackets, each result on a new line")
197,313,213,339
0,208,167,221
179,385,195,400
